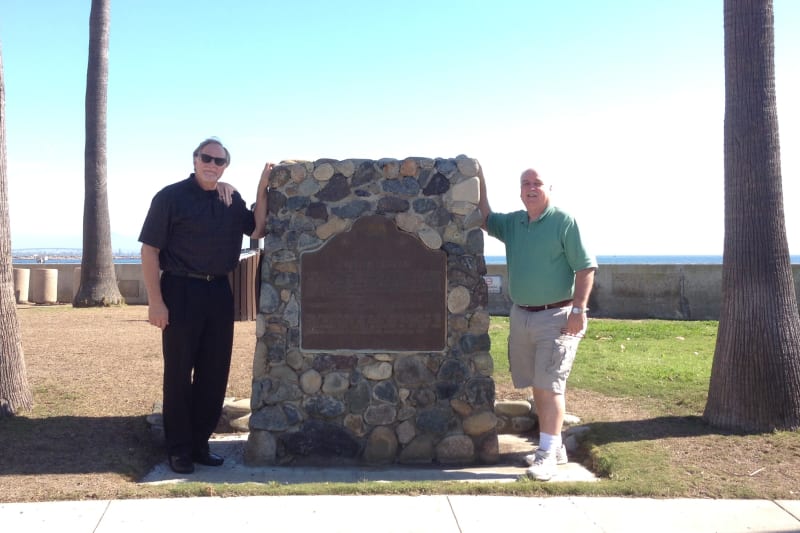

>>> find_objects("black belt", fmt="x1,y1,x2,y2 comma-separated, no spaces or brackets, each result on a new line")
518,299,573,312
167,271,226,282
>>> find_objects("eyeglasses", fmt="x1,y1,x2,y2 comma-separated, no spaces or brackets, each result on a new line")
197,153,227,166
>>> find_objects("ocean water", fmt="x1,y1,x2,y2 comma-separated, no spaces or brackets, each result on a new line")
12,254,800,265
486,255,800,265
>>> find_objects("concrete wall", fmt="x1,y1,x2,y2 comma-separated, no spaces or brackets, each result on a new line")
16,262,800,320
13,264,147,305
487,263,800,320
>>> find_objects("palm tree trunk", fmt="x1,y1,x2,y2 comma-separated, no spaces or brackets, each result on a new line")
74,0,123,307
0,42,34,416
703,0,800,431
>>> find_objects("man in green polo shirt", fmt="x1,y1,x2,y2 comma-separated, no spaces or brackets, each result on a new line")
478,166,597,481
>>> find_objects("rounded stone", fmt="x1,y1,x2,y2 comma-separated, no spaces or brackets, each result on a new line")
363,426,398,464
322,372,350,394
362,361,393,380
299,369,322,394
435,435,475,464
494,400,533,418
396,420,416,444
455,156,480,177
244,429,277,466
313,163,335,181
447,286,471,314
462,411,498,436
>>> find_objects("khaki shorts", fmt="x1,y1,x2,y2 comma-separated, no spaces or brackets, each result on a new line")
508,304,583,394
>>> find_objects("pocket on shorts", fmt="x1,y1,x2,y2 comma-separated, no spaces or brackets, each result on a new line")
548,335,581,382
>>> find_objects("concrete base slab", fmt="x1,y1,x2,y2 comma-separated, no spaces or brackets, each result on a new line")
140,433,598,485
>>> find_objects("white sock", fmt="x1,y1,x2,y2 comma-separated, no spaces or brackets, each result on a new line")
539,432,561,452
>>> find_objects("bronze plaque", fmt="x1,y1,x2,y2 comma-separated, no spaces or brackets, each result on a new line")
301,216,447,351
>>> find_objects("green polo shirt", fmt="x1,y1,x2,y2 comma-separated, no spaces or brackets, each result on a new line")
486,206,597,306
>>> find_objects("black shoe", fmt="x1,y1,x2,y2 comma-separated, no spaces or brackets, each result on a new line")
168,454,195,474
192,450,224,467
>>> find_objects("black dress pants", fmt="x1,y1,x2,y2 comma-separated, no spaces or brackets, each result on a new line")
160,273,234,457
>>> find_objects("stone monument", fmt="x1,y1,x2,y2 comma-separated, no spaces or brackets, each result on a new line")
245,156,497,465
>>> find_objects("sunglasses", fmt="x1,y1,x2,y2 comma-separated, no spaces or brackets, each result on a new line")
197,153,227,166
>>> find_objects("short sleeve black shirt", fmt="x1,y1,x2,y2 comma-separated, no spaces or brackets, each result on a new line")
138,175,256,275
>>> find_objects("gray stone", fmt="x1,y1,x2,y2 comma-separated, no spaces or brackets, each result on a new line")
244,430,277,466
332,199,371,219
316,174,350,201
364,404,397,425
436,435,474,464
303,395,346,418
382,176,421,196
394,356,435,387
249,405,290,432
259,284,280,313
322,372,350,394
396,419,416,444
345,380,371,414
363,426,398,464
372,380,398,403
281,420,360,458
398,435,435,464
415,407,452,435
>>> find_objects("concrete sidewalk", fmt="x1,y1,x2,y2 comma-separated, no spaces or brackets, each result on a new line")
2,495,799,533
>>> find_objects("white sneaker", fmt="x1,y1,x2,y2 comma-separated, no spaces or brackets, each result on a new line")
525,448,558,481
525,444,567,467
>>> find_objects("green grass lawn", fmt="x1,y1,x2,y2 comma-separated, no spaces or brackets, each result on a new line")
573,319,718,413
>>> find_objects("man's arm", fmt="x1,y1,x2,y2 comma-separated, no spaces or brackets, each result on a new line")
477,166,491,229
564,267,596,336
141,244,168,330
250,162,274,239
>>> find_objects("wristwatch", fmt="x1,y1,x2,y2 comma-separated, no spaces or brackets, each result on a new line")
571,306,587,314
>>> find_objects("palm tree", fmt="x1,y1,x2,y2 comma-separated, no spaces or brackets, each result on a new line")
74,0,123,307
0,42,34,416
704,0,800,431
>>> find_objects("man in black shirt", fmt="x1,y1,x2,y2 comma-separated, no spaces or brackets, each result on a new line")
139,138,271,474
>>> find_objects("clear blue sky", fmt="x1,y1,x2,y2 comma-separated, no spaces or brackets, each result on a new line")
2,1,799,256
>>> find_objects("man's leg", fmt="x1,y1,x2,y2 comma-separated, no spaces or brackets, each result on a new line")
190,279,234,457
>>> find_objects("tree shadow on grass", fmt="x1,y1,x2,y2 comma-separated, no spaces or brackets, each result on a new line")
583,415,747,445
0,414,161,477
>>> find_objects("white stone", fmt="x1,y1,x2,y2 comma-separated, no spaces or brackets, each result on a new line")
300,369,322,394
334,159,355,177
230,414,250,432
446,177,480,204
269,364,299,383
313,162,335,181
223,398,252,419
447,200,477,216
417,225,443,249
289,163,307,182
456,156,480,177
395,212,423,233
316,216,349,240
362,361,393,380
494,400,532,417
447,286,471,314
